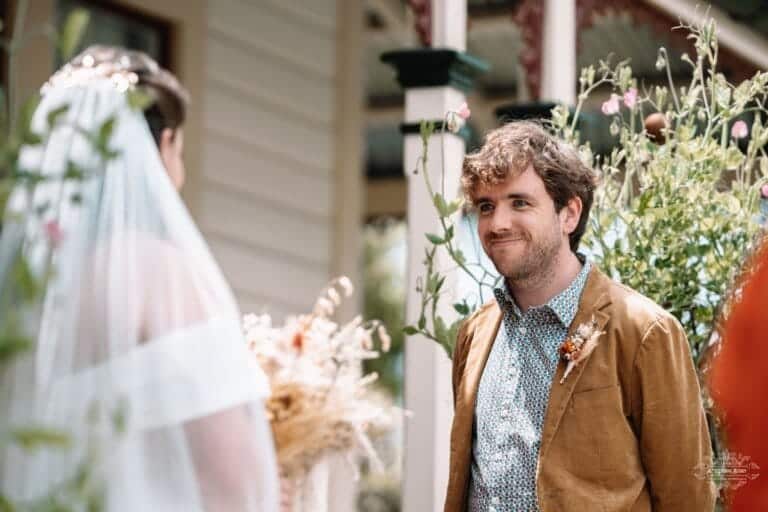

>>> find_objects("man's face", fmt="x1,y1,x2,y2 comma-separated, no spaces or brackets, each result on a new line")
474,166,573,284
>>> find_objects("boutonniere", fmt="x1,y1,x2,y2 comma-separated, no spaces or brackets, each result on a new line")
558,316,605,384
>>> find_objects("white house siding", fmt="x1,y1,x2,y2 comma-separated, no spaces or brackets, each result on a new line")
200,0,338,320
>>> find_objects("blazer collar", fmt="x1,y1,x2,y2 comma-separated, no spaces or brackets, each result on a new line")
456,266,613,457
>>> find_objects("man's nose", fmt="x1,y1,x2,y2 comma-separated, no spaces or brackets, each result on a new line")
489,206,513,233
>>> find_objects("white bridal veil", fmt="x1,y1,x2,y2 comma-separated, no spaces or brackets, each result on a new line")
0,53,278,510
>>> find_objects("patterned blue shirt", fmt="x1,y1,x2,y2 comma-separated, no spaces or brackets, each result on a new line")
468,260,591,512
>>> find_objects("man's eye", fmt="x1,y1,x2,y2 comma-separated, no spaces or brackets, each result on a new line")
477,203,494,215
511,199,529,209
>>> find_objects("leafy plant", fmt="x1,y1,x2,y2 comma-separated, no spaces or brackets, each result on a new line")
402,117,499,358
405,17,767,373
0,4,130,510
363,220,406,398
550,18,767,365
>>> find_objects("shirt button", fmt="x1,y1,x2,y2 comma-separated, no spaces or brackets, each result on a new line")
519,326,527,335
491,496,500,505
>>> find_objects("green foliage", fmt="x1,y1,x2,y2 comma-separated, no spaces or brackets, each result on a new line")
45,105,69,129
403,117,500,358
550,19,765,364
58,9,89,61
12,253,42,303
10,428,71,453
17,94,41,146
0,5,120,510
407,18,765,373
0,333,33,364
363,221,406,397
85,116,120,161
126,89,153,111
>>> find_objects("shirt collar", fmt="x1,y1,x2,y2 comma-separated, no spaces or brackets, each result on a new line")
493,255,591,327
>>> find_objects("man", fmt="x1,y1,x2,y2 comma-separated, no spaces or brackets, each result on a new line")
445,121,715,511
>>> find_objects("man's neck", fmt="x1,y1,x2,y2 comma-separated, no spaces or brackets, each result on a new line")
507,251,583,312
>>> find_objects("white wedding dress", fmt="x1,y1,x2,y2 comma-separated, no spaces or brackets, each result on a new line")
0,62,279,511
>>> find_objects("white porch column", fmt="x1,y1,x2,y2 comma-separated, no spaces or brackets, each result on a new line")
383,3,488,508
540,0,576,104
402,84,466,512
431,0,467,51
382,2,485,510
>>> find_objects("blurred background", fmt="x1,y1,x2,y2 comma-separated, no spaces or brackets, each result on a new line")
6,0,768,510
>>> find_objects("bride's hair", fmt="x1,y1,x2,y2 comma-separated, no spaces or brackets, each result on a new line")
66,45,190,146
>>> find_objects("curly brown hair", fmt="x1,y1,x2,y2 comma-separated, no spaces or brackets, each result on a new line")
462,120,598,251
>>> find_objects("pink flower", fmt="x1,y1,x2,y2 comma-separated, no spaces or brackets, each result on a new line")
457,102,471,120
731,120,749,139
761,183,768,199
44,220,64,247
601,94,620,115
623,88,638,109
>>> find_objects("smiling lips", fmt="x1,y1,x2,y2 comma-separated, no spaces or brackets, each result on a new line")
489,237,526,246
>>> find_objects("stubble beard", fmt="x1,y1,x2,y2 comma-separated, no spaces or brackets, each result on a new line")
494,226,563,291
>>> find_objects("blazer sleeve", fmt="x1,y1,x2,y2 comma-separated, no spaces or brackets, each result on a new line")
632,314,716,512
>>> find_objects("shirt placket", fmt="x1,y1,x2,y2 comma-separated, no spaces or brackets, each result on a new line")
478,262,590,512
517,313,540,511
484,314,518,510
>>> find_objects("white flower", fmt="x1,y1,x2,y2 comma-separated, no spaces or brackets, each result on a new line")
315,297,335,317
601,94,621,115
338,276,354,297
377,324,391,352
575,323,592,339
243,276,398,478
559,318,605,384
446,102,471,134
357,326,373,350
327,287,341,306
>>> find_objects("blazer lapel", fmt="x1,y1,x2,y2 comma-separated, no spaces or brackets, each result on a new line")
457,304,503,412
539,267,612,460
448,304,502,512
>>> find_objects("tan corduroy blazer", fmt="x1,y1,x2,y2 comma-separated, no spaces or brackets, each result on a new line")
445,266,716,512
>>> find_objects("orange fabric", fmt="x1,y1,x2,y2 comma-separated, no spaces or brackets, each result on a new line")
711,241,768,511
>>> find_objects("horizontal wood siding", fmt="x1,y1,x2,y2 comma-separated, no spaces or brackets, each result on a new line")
201,0,337,318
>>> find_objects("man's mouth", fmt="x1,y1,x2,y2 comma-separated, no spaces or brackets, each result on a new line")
489,237,526,246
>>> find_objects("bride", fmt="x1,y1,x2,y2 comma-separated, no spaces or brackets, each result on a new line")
0,46,279,511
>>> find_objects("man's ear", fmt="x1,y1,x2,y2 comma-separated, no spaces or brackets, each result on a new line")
561,196,583,235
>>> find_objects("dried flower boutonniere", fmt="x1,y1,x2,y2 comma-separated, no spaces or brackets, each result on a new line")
558,317,605,384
